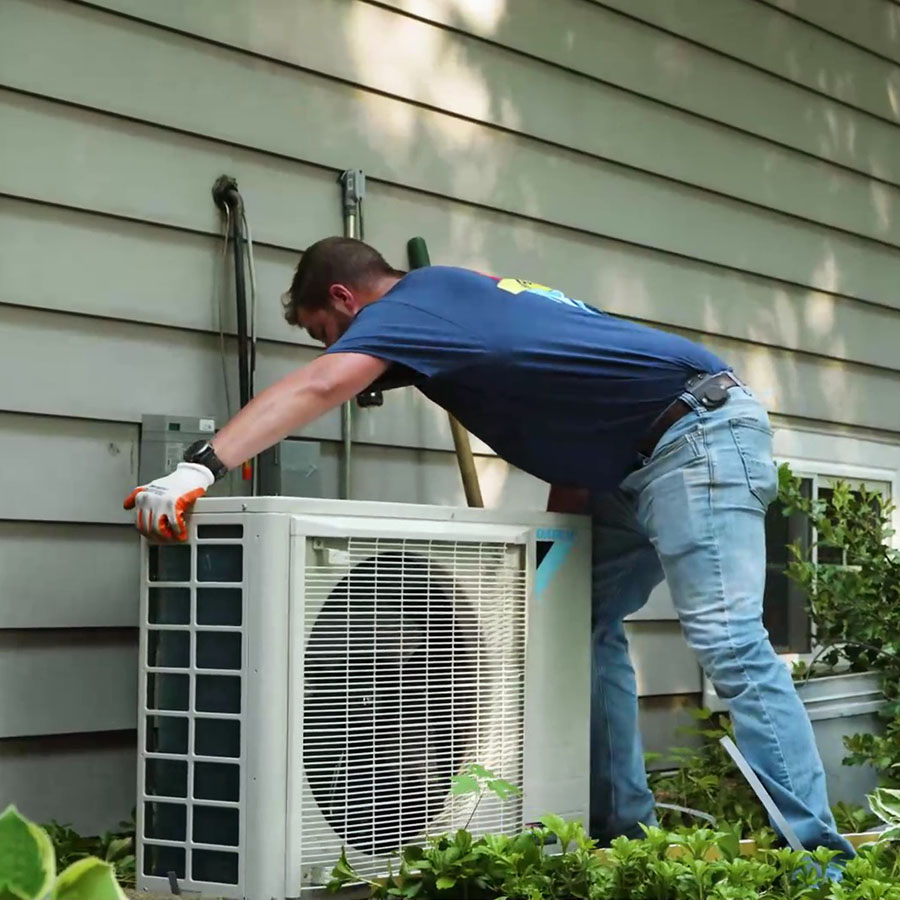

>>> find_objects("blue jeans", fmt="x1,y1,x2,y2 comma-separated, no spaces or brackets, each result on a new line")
590,387,853,856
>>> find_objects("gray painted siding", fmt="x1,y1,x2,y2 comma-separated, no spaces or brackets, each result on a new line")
374,0,900,182
597,0,900,125
756,0,900,67
3,6,899,306
0,522,139,629
0,631,137,739
1,0,898,830
0,733,135,836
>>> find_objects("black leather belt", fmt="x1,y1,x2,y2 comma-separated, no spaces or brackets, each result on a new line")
636,371,741,458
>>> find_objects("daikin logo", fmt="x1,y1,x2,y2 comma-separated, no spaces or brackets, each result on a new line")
536,528,575,542
535,527,576,599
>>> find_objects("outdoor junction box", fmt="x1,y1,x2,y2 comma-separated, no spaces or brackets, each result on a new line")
140,414,323,499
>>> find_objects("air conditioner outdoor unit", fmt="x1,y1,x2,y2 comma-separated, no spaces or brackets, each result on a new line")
137,497,591,900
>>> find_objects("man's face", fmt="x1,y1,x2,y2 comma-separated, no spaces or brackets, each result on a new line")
297,305,350,348
297,285,357,347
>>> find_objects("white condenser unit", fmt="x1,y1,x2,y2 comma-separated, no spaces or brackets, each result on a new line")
137,498,591,899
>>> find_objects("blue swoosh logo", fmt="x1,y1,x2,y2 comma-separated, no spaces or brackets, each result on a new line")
535,528,575,600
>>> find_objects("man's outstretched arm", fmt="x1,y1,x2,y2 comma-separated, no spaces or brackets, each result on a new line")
211,352,388,468
125,352,388,540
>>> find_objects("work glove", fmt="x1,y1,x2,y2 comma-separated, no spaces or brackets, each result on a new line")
124,462,214,541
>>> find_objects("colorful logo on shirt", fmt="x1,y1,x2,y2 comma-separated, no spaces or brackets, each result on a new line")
496,278,593,313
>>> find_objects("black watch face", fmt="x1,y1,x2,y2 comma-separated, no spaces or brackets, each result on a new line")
184,440,208,461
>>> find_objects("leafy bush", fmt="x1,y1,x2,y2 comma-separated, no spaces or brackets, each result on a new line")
645,709,771,841
328,766,900,899
646,708,880,838
778,465,900,787
329,822,900,899
0,804,127,900
41,813,135,890
831,801,879,836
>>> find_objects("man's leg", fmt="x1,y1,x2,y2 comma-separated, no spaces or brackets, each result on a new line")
590,489,664,844
624,389,853,855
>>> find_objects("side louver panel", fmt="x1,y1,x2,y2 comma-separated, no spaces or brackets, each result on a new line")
138,525,247,896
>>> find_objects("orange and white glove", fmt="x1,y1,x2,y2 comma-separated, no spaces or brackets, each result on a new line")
124,462,215,541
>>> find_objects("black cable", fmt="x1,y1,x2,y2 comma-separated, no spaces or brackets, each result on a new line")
212,175,251,411
230,196,250,410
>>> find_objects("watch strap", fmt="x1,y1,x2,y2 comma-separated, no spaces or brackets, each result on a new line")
183,440,228,481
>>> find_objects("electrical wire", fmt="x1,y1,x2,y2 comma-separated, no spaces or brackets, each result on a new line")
217,204,234,421
241,208,259,400
241,207,260,496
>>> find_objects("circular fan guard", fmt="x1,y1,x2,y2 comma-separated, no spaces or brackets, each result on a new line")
303,551,479,855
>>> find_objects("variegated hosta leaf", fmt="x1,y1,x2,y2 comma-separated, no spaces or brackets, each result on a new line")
52,858,127,900
0,805,55,900
868,788,900,826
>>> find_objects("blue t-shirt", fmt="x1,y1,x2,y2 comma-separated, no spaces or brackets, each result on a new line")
326,267,728,491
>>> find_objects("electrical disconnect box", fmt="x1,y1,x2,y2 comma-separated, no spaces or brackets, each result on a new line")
138,414,241,498
258,440,322,497
139,417,322,498
139,415,217,483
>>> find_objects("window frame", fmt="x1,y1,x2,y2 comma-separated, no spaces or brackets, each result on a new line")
767,455,895,659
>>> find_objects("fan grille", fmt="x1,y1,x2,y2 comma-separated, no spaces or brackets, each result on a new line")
300,537,527,881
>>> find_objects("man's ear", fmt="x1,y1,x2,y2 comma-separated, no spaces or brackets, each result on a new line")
328,283,358,314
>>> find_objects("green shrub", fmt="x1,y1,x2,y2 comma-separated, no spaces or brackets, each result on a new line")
645,709,771,840
328,822,900,899
778,465,900,787
41,813,135,890
328,766,900,899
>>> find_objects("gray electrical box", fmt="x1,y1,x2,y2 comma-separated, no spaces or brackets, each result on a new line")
258,440,322,497
139,414,217,484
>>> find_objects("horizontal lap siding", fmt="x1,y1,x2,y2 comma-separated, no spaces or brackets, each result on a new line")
2,3,900,305
74,0,900,246
2,0,896,830
0,733,136,835
0,522,139,628
0,631,137,739
593,0,900,125
4,133,900,377
756,0,900,67
370,0,900,183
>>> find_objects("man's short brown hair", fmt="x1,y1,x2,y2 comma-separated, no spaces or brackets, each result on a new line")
282,236,403,325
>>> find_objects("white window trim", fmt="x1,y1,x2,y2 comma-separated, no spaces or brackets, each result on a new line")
776,455,898,548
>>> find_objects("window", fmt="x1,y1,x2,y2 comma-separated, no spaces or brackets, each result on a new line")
763,478,812,653
763,471,890,654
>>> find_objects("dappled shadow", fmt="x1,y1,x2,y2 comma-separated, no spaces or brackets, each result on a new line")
321,0,900,447
34,0,899,481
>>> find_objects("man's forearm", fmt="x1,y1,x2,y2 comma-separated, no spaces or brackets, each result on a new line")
211,353,388,470
210,372,336,469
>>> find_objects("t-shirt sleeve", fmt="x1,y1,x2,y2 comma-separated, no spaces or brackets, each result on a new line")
324,299,482,379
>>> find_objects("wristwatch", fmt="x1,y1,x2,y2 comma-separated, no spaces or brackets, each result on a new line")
183,440,229,481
